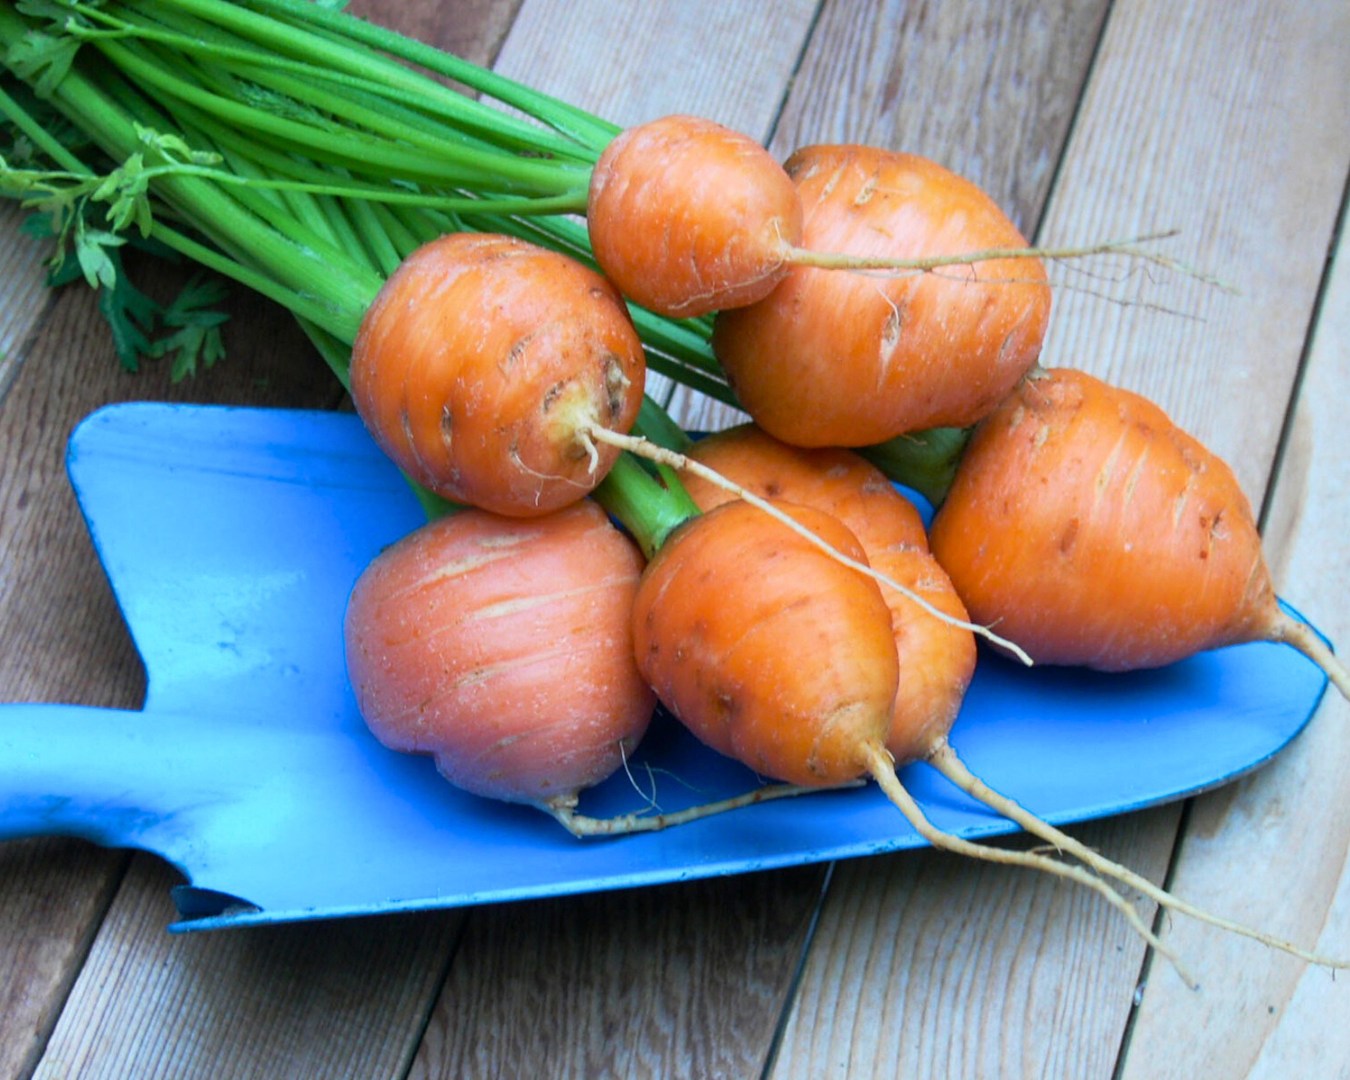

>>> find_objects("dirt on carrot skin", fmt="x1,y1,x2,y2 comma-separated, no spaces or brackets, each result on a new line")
587,114,804,319
929,366,1279,672
350,233,646,518
344,499,655,804
712,145,1051,449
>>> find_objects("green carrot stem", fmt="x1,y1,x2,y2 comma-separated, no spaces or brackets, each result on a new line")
594,452,700,560
141,0,608,158
344,192,403,277
3,22,386,333
231,0,620,149
86,35,587,196
857,427,973,508
0,85,87,172
157,95,588,217
369,201,427,260
77,0,588,162
634,398,696,453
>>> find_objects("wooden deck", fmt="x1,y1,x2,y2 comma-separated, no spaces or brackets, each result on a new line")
1,1,1346,1076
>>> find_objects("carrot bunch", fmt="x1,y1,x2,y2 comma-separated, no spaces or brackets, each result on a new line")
3,0,1345,982
336,204,1343,980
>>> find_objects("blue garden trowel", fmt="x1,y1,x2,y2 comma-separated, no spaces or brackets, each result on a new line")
0,403,1328,931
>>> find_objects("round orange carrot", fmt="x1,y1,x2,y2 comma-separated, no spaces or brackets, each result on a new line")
677,425,975,761
587,114,803,318
712,145,1051,447
344,500,654,808
927,366,1333,675
633,498,899,787
350,233,646,517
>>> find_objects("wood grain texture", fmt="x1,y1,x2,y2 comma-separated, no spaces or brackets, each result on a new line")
0,0,1345,1077
0,840,127,1080
33,857,465,1080
1117,197,1350,1080
760,4,1180,1075
0,267,340,709
665,0,1111,433
348,0,525,67
490,0,819,132
488,0,821,432
766,0,1110,231
400,6,836,1077
771,816,1174,1079
0,3,518,1073
0,248,342,1078
4,4,823,1079
412,870,824,1079
1038,0,1350,493
767,0,1349,1074
0,202,52,404
1004,0,1345,1071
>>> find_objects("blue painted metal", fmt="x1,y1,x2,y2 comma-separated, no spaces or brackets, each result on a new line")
0,403,1330,931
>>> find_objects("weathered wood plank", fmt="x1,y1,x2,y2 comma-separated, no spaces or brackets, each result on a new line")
772,815,1174,1079
411,870,824,1079
33,858,465,1080
0,839,126,1080
1118,199,1350,1079
766,0,1110,231
762,2,1167,1075
0,258,341,1080
491,0,819,132
348,0,525,65
1046,9,1349,1069
7,3,826,1078
0,202,52,405
1038,0,1350,490
668,0,1112,435
491,0,821,433
3,0,1339,1077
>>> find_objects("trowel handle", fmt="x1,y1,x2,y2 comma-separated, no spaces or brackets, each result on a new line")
0,702,173,847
